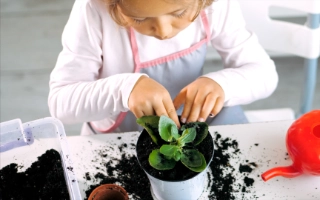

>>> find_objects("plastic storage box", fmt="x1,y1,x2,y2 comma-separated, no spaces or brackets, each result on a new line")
0,117,81,199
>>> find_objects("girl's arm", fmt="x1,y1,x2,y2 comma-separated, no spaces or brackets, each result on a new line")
48,0,145,124
203,0,278,106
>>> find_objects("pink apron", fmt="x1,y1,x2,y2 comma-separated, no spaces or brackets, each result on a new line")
87,11,247,134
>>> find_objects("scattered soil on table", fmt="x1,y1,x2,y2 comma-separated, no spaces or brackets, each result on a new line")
85,153,152,200
239,162,257,173
0,149,69,200
208,133,257,199
84,132,258,200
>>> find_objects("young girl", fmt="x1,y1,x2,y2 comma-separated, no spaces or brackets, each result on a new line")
48,0,278,135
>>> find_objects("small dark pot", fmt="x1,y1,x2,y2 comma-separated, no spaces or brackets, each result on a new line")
88,184,129,200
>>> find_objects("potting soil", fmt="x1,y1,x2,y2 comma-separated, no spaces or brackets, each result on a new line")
0,149,69,200
136,129,214,181
84,132,259,200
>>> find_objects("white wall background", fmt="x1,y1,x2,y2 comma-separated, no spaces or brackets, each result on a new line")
206,6,310,60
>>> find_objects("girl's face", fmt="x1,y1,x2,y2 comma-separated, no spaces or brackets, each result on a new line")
118,0,198,40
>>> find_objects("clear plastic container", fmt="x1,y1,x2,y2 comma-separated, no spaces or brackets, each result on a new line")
0,117,82,200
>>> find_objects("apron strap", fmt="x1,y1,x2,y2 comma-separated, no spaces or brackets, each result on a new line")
200,11,211,41
129,28,141,72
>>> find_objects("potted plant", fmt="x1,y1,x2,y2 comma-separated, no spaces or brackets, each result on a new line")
136,115,214,200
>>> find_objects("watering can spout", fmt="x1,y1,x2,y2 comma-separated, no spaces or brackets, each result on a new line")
261,165,302,181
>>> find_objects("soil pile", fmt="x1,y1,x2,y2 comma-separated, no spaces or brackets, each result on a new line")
0,149,69,200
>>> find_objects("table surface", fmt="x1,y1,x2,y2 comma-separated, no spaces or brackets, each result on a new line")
66,120,320,200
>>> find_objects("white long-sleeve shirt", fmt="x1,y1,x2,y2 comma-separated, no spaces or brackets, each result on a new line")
48,0,278,125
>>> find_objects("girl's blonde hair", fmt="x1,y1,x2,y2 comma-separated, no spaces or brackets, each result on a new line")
105,0,215,26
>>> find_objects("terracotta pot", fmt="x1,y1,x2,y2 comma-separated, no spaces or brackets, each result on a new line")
88,184,129,200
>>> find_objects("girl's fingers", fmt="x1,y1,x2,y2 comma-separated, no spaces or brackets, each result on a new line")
186,90,208,123
130,76,225,126
132,103,154,118
164,100,180,128
152,95,180,127
210,96,224,117
131,107,146,118
173,89,186,111
198,93,216,121
173,78,225,123
180,89,198,123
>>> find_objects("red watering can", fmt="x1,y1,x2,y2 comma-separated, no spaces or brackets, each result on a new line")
261,110,320,181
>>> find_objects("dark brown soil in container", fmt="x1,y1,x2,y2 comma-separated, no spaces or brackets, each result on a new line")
0,149,69,200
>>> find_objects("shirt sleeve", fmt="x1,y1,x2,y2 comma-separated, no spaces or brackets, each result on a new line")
202,0,278,106
48,0,146,124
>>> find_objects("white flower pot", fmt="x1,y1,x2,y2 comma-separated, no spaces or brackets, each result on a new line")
136,129,214,200
146,164,210,200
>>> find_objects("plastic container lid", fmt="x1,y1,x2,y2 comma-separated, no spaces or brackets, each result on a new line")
0,117,82,200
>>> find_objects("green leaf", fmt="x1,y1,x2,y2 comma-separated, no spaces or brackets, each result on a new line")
159,115,179,142
178,127,196,146
180,125,187,132
160,145,179,156
149,149,176,170
160,145,181,161
173,151,181,161
171,125,180,140
181,149,207,172
191,122,209,146
136,116,161,144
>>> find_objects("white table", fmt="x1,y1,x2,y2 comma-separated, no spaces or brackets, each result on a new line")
67,120,320,200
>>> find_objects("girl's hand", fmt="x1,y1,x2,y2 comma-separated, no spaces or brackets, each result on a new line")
173,77,225,123
128,76,180,127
